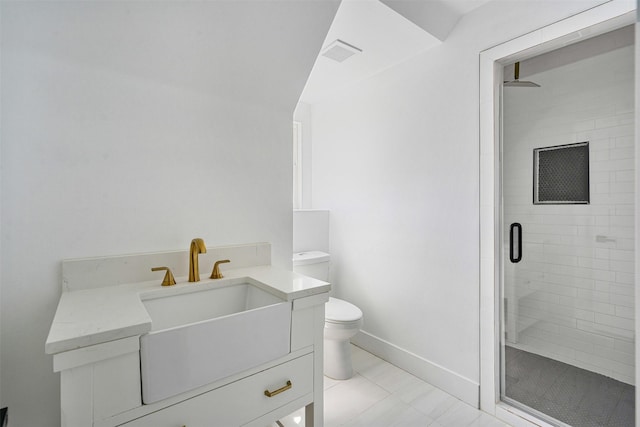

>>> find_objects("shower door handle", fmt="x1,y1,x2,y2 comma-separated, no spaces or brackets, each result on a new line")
510,223,522,263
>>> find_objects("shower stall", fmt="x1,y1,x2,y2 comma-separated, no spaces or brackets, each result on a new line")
500,25,635,426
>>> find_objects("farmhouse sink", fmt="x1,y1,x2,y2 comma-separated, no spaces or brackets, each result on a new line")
139,279,291,404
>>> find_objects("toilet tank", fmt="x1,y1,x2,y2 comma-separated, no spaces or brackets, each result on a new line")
292,251,330,281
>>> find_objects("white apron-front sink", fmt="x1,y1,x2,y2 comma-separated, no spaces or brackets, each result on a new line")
139,279,291,404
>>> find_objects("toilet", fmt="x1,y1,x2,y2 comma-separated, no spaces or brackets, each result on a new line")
292,251,363,380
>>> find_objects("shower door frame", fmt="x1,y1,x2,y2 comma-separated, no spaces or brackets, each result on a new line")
478,1,638,426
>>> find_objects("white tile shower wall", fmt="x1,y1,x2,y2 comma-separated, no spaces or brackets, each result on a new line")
293,210,330,253
503,43,635,384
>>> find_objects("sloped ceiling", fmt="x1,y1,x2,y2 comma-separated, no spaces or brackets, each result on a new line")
300,0,492,105
6,1,341,110
382,0,494,40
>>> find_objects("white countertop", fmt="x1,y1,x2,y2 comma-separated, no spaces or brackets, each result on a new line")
46,265,330,355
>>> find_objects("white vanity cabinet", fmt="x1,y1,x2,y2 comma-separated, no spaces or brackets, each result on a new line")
54,291,327,427
46,248,330,427
121,353,313,427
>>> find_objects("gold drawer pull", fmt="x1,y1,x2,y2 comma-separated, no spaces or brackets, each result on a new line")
264,380,292,397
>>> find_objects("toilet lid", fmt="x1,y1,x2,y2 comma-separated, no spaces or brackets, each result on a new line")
326,297,362,322
292,251,330,266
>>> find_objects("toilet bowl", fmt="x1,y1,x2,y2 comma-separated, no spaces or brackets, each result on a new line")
292,251,363,380
324,297,363,379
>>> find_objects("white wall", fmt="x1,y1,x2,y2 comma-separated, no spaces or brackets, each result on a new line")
503,37,635,384
309,0,610,404
0,2,338,425
293,210,330,253
294,102,314,209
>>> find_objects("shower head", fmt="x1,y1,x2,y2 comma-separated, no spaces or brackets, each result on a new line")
504,80,540,88
504,62,540,88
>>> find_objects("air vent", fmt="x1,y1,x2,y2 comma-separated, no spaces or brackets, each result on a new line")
321,39,362,63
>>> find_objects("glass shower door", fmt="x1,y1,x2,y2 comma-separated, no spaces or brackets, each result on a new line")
500,34,635,426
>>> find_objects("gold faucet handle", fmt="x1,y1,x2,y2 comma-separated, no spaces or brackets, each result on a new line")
210,259,230,279
151,267,177,286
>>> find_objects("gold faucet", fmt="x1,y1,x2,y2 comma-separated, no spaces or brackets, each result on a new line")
210,259,230,279
188,238,207,282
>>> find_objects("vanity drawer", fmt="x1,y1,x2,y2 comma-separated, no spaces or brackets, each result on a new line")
120,353,313,427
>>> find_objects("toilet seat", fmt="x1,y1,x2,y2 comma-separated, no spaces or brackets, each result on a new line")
324,319,362,330
325,297,362,323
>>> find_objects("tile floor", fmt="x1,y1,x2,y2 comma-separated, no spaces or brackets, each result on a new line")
505,346,635,427
274,344,509,427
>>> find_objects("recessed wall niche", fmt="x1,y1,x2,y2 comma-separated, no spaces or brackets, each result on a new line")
533,142,590,204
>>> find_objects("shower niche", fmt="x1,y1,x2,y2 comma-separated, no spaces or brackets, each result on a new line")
533,142,590,204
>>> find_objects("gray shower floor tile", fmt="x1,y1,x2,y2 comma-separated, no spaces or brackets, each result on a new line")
505,346,634,427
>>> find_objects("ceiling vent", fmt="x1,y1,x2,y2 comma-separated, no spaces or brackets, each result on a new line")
321,39,363,63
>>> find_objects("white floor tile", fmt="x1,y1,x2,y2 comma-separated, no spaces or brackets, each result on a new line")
408,387,458,420
358,359,419,394
467,412,511,427
324,373,389,427
351,345,386,373
275,345,508,427
323,374,341,390
343,395,434,427
392,375,437,405
433,400,482,426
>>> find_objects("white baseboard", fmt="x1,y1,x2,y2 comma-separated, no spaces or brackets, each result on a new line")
352,330,480,407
